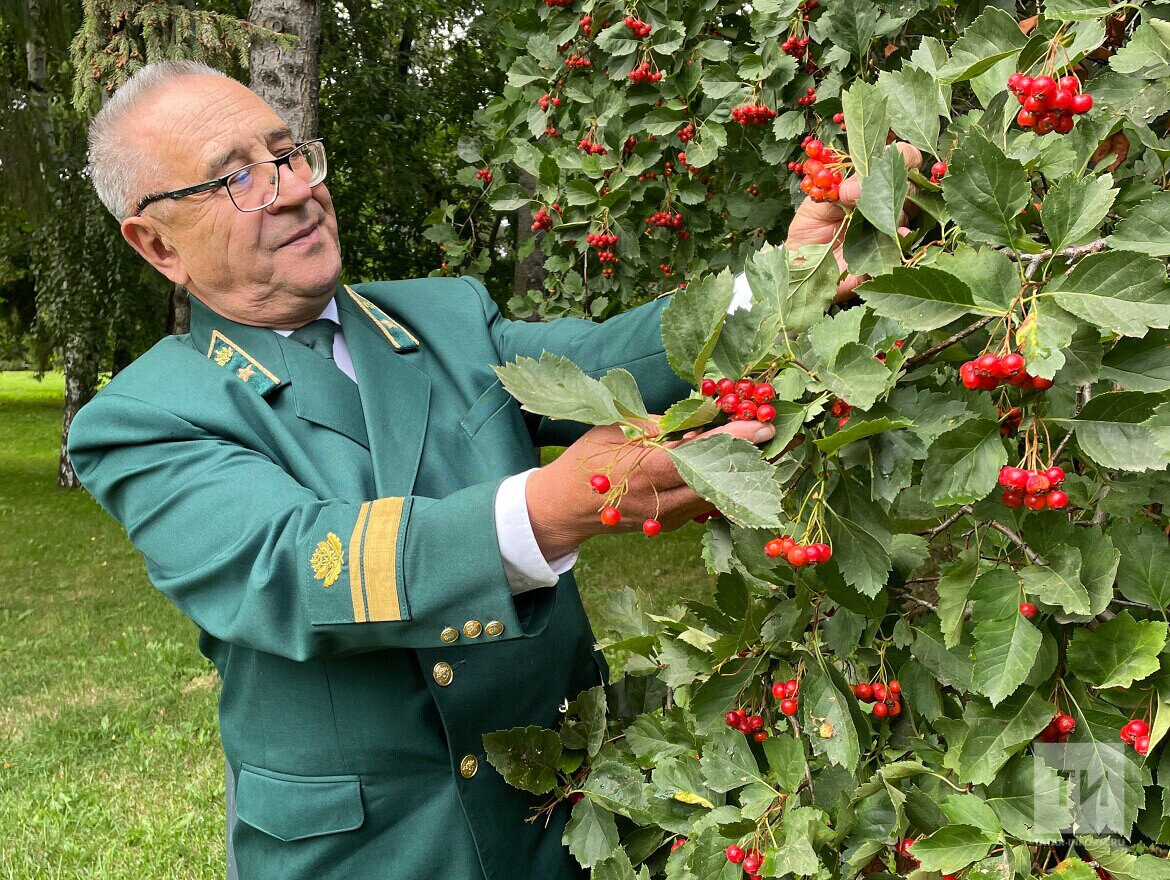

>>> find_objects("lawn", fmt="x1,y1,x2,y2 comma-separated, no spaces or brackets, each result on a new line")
0,371,712,878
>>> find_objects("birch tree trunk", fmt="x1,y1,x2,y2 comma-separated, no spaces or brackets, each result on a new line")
247,0,322,141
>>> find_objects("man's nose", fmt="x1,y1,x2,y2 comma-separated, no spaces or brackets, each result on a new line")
266,161,313,212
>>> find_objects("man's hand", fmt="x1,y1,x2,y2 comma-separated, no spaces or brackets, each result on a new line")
785,141,922,302
526,418,791,559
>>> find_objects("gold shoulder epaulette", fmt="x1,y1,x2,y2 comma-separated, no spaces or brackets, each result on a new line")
206,330,282,395
344,285,419,352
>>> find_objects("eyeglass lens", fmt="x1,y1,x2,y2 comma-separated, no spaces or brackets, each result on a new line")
225,141,327,211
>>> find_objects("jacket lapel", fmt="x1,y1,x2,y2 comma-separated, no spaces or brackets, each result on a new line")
337,284,431,497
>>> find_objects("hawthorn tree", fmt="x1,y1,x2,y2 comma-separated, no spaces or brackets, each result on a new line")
473,1,1170,877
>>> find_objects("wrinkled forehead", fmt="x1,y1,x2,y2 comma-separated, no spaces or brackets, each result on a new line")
136,75,292,185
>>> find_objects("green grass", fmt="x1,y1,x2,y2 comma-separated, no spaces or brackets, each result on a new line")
0,371,712,878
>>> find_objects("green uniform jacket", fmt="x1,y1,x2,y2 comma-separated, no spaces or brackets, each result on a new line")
67,276,689,880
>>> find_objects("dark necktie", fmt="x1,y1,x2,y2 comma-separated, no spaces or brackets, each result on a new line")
288,318,336,360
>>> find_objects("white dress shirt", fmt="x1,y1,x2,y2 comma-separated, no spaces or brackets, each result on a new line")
272,298,576,596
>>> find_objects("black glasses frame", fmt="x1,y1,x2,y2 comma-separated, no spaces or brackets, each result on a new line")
133,138,326,216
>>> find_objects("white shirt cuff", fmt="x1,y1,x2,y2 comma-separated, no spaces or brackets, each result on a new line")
495,469,578,595
729,271,754,314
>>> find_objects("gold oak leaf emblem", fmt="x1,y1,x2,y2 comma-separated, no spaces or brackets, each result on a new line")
310,533,344,588
237,364,256,382
213,346,234,367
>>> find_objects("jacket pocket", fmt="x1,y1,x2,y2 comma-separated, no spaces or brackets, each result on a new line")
460,379,513,439
235,763,365,842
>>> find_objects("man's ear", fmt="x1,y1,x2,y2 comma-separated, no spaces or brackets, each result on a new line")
121,217,191,287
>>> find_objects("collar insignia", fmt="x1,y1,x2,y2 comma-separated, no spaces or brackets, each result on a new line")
206,330,281,395
344,285,419,352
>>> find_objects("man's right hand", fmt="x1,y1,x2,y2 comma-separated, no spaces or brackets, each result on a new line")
525,417,787,559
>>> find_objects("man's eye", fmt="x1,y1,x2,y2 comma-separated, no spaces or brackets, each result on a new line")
230,168,253,189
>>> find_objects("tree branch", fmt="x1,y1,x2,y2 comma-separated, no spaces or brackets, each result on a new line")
904,318,994,369
1014,238,1109,277
985,519,1046,566
917,504,974,538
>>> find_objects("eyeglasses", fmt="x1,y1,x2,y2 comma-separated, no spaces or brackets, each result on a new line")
133,139,327,216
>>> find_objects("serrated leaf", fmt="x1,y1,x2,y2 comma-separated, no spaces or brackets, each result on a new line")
913,618,975,692
911,825,996,874
659,397,719,434
841,80,889,178
921,418,1007,506
1042,174,1117,254
826,476,894,599
699,724,768,793
1100,330,1170,392
954,691,1054,785
600,369,649,420
1107,191,1170,256
662,270,736,383
984,754,1075,842
1051,390,1170,471
560,685,608,757
744,244,836,335
1016,297,1080,379
940,7,1029,82
800,662,860,771
1113,520,1170,609
858,265,988,331
878,65,944,154
971,613,1043,706
762,735,806,793
1045,0,1118,22
1110,19,1170,78
564,797,620,868
766,807,826,877
944,128,1030,246
667,434,782,529
818,0,881,58
814,342,893,412
856,144,910,239
938,546,979,648
814,416,910,456
494,353,622,425
1046,251,1170,337
482,726,563,794
1067,611,1168,690
1019,546,1090,615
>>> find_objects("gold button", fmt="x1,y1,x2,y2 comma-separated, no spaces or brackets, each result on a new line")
463,620,482,638
440,627,459,643
460,755,478,779
432,661,453,687
484,620,504,637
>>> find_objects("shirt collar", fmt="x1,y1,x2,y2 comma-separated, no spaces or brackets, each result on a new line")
271,296,341,337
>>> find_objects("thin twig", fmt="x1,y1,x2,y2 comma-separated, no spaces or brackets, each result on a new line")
904,317,995,368
902,595,939,613
917,504,974,537
1014,237,1109,276
985,519,1047,566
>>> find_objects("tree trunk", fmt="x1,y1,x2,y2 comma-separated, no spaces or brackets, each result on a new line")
25,0,46,91
248,0,322,141
168,283,190,335
58,330,99,488
513,169,547,305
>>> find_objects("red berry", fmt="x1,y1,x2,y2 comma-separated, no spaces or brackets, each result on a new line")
752,730,768,742
735,401,758,421
752,383,775,404
1024,493,1048,511
1136,735,1152,756
1001,352,1025,375
718,393,740,413
872,702,888,719
1071,93,1093,114
743,852,762,873
1000,466,1024,487
737,719,753,734
735,379,756,399
1025,473,1051,493
888,680,901,696
1008,73,1024,90
756,403,776,423
787,546,809,566
600,506,622,526
931,161,947,178
642,518,662,536
1002,489,1024,508
976,353,1001,375
772,681,787,699
1017,109,1037,128
716,378,736,395
1045,466,1065,485
780,697,798,716
872,683,887,702
749,715,764,730
1031,376,1055,390
726,845,745,864
765,539,785,558
1046,490,1069,510
725,711,739,727
803,543,823,564
888,699,902,717
854,683,874,702
671,838,688,852
700,378,717,396
1019,602,1037,619
589,474,611,493
784,678,798,696
1032,75,1057,97
1058,75,1080,93
1056,714,1077,735
1127,719,1150,739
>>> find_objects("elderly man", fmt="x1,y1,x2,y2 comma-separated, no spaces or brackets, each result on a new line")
68,61,916,880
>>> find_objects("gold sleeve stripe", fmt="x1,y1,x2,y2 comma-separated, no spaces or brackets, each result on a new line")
348,502,372,623
363,497,406,622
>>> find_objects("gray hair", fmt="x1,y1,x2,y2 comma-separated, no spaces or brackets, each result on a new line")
88,60,230,221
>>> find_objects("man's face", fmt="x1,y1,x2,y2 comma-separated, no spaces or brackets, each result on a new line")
122,75,342,327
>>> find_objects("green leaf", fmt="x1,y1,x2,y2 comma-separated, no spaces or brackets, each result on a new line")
856,144,910,239
877,65,943,155
1051,391,1170,472
699,724,768,793
940,7,1029,83
841,79,890,178
800,661,860,771
766,807,827,877
762,735,806,793
953,691,1054,785
656,636,713,688
814,342,892,412
1044,0,1118,22
1016,297,1081,379
659,397,719,434
1046,251,1170,338
938,547,979,648
1108,191,1170,256
971,613,1043,706
559,685,608,757
944,127,1030,247
984,754,1075,842
1041,175,1117,254
826,476,894,599
1067,611,1169,690
743,244,836,336
600,369,649,420
563,797,620,868
1113,520,1170,609
482,726,563,794
1019,546,1091,615
667,434,782,529
592,849,637,880
858,265,987,331
661,269,736,383
1100,331,1170,392
920,418,1007,507
814,416,910,455
494,353,622,425
1110,19,1170,78
818,0,881,58
1059,710,1152,837
911,825,996,874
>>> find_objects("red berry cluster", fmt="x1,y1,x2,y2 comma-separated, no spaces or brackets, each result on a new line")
677,123,694,142
832,111,845,131
724,707,769,742
700,376,777,423
959,352,1053,392
785,160,804,174
771,677,800,716
764,536,832,566
544,0,572,7
565,54,592,69
577,137,606,155
852,679,902,719
473,168,493,185
622,135,637,155
586,230,618,264
1036,709,1077,743
781,34,810,57
930,160,947,183
674,151,702,174
724,844,764,878
1008,73,1093,135
731,103,777,125
579,13,592,31
797,86,817,106
637,170,657,181
627,61,663,83
646,210,684,231
998,465,1068,510
747,183,759,196
623,15,651,37
530,207,553,232
543,126,559,138
829,397,852,429
658,263,672,275
798,139,843,203
1121,719,1152,756
538,93,561,111
998,405,1022,437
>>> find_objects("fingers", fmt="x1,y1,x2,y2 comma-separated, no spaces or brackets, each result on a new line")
893,140,923,171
